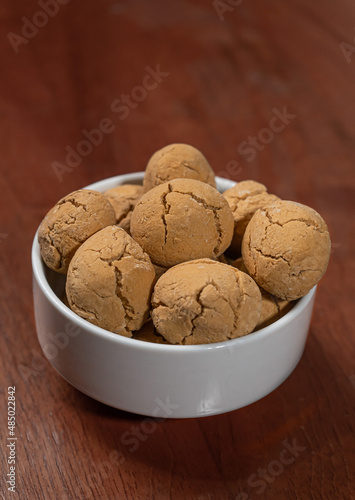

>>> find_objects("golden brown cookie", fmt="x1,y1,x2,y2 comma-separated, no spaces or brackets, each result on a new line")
223,180,279,256
242,200,331,300
38,189,116,274
104,184,144,233
131,179,234,267
143,143,216,192
151,259,262,345
66,226,155,336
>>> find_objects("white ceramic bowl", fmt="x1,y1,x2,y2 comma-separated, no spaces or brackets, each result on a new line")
32,173,316,418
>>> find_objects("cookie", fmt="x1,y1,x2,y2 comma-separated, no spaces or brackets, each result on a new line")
242,200,331,300
66,226,155,336
130,178,234,267
104,184,144,233
143,143,216,192
38,189,116,274
151,258,262,344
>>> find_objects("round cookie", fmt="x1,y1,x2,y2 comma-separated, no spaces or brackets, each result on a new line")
130,179,234,267
104,184,144,233
223,180,279,256
242,200,331,300
151,259,262,345
38,189,116,274
143,143,216,192
66,226,155,336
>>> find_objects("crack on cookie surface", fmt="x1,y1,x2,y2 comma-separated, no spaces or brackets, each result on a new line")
57,196,89,212
211,210,223,257
291,268,322,277
161,183,172,245
181,281,232,344
253,246,291,265
176,190,223,212
42,215,84,271
229,272,243,335
182,286,206,343
246,233,258,279
87,236,148,265
263,208,327,234
71,302,100,322
180,160,199,175
43,227,63,270
111,264,134,332
66,227,153,335
224,187,267,212
153,172,169,184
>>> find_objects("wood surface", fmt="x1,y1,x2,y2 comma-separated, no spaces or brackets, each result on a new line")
0,0,354,498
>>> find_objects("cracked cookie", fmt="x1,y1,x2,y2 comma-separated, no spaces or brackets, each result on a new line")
66,226,155,336
230,257,294,329
223,180,279,256
242,200,331,300
130,178,234,268
38,189,116,274
143,143,216,192
151,258,262,344
104,184,144,233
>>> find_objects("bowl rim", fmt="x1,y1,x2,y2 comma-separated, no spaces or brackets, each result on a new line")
32,172,317,353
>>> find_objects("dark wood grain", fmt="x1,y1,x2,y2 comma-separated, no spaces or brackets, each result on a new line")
0,0,354,499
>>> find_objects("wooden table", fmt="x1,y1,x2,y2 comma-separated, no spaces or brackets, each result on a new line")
1,0,354,498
